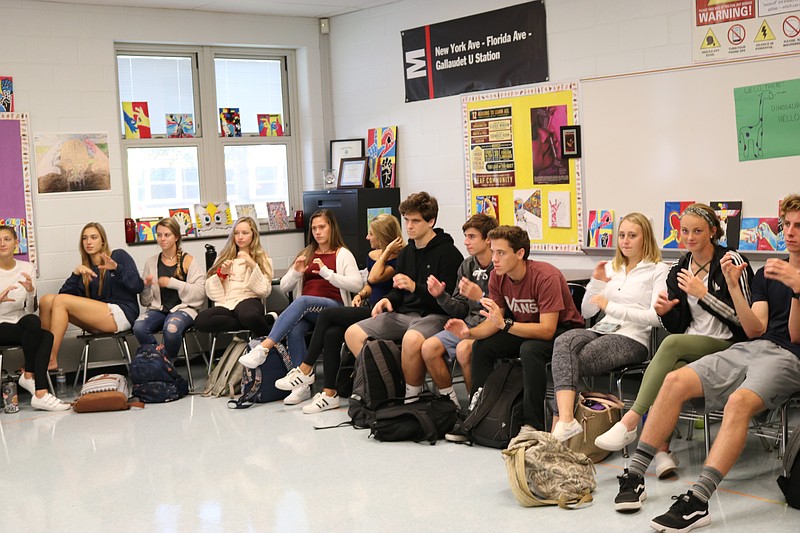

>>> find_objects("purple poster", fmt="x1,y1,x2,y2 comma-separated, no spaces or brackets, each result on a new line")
0,119,29,261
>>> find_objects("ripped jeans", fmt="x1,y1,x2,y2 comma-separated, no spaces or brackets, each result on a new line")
133,309,194,360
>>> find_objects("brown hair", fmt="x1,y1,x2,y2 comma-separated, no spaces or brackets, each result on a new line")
780,194,800,222
0,225,17,240
79,222,112,297
298,209,348,264
399,192,438,224
155,218,185,280
369,214,404,250
681,203,724,243
463,213,499,239
208,217,272,278
612,213,662,271
487,225,530,259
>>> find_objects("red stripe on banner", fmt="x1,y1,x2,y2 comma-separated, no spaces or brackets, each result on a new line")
425,25,434,99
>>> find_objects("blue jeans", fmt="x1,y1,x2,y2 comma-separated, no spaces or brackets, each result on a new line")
267,295,342,366
133,310,194,360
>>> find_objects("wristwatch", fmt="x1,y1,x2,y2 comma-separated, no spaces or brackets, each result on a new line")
503,318,514,332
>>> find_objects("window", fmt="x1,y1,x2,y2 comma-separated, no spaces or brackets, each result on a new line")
116,45,298,224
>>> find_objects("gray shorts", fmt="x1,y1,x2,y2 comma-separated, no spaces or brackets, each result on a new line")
355,312,449,342
689,339,800,413
430,329,460,364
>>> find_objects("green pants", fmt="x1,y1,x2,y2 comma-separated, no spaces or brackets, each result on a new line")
631,334,733,416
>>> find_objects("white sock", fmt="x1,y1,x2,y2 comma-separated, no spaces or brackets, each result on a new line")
404,384,423,403
439,386,459,408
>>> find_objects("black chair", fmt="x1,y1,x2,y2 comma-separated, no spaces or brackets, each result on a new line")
73,330,134,388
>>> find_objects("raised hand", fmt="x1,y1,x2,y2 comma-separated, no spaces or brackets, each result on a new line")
653,290,679,316
479,297,505,329
237,250,256,269
393,273,416,293
592,261,610,282
427,275,445,297
143,274,154,286
764,258,800,293
458,276,483,300
384,236,404,256
219,259,234,276
0,284,16,303
292,255,308,274
720,253,747,288
19,272,34,293
98,253,117,271
677,268,708,299
73,264,97,278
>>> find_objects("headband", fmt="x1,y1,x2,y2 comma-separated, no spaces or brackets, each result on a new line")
681,205,718,230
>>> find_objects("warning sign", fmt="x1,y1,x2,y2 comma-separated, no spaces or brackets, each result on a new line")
784,16,800,38
728,24,746,44
755,19,776,41
702,28,721,48
695,0,755,26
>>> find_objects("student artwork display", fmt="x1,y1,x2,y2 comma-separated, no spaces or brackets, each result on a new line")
662,201,695,249
0,76,13,112
0,113,36,266
266,202,290,231
366,126,397,188
531,105,569,184
219,108,241,137
3,218,27,253
739,217,785,251
194,202,233,235
587,210,614,248
548,191,571,228
235,204,257,220
136,218,159,242
34,133,111,193
122,102,151,139
513,189,543,241
258,114,284,136
169,208,195,237
734,79,800,162
165,114,195,138
366,207,391,226
475,195,499,219
711,201,742,249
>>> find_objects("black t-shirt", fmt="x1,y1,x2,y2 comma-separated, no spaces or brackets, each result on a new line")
751,264,800,358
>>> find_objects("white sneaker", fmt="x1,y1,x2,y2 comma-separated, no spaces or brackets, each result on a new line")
31,393,71,412
275,367,315,391
302,392,340,414
595,421,638,451
552,419,584,442
18,374,36,395
283,385,311,405
238,344,268,369
654,450,680,479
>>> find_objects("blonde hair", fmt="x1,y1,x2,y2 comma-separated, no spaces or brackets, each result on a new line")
369,214,404,250
155,217,185,280
780,194,800,222
298,210,348,264
611,213,661,271
79,222,112,297
208,217,272,277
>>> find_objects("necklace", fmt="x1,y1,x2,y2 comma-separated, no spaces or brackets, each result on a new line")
692,258,711,276
162,253,177,261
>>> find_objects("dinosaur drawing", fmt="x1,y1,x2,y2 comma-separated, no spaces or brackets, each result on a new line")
738,91,774,160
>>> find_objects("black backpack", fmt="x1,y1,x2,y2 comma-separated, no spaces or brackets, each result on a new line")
462,360,524,448
369,392,458,445
778,420,800,509
335,344,357,399
229,340,291,409
348,338,405,428
130,344,189,403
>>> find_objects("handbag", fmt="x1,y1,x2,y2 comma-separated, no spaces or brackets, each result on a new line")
566,392,624,463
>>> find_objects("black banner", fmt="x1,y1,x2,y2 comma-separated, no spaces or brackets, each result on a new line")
401,1,549,102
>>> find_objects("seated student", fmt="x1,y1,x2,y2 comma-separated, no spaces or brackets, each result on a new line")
0,226,70,411
40,222,143,370
596,204,752,479
274,213,404,413
550,213,668,442
194,217,274,337
239,209,362,406
414,213,497,407
344,192,464,401
444,225,583,440
133,217,206,361
614,194,800,533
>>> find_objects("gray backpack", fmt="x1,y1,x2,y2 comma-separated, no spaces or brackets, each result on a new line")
202,337,247,398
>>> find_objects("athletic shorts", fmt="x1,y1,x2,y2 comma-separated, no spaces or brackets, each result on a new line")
355,312,448,342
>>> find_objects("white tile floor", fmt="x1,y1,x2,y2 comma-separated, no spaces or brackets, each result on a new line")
2,373,799,533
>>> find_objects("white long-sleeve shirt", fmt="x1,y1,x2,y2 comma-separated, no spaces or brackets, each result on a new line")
0,260,36,324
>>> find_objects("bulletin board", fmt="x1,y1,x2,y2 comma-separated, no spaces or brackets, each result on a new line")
0,113,36,267
462,82,583,252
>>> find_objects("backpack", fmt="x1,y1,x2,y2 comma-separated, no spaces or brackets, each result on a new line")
335,344,356,398
228,340,291,409
369,392,459,445
462,360,524,448
502,428,596,508
348,338,405,428
73,374,143,413
777,421,800,509
202,336,248,398
130,344,189,403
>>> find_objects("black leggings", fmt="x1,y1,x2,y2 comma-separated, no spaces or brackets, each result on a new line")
194,298,273,336
0,314,54,391
302,306,370,390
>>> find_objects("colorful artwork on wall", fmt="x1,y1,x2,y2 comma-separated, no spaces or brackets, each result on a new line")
169,207,195,237
266,201,290,231
710,200,742,249
475,195,499,219
122,101,151,139
34,132,111,193
258,114,284,136
366,126,397,188
547,191,571,228
166,114,195,138
219,108,241,137
662,201,695,249
739,217,785,251
587,210,614,248
513,189,543,241
194,202,233,235
0,77,13,112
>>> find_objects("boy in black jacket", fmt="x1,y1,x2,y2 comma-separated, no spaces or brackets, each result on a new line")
344,192,463,398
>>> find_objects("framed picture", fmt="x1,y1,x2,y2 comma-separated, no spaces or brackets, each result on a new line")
560,125,581,158
330,138,365,176
338,157,369,189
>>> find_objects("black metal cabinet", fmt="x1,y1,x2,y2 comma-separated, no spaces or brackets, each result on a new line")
303,188,401,269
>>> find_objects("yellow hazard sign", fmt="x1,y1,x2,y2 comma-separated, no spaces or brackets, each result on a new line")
701,28,720,49
755,20,775,41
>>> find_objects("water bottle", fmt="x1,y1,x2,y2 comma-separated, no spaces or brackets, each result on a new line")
56,368,67,398
2,378,19,413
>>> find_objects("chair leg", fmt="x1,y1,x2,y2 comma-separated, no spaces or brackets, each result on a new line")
616,373,631,458
190,330,210,369
781,401,789,471
81,341,90,388
703,413,711,457
208,334,218,375
182,336,194,392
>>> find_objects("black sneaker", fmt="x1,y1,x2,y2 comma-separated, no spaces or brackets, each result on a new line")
445,420,471,444
650,491,710,533
614,468,647,512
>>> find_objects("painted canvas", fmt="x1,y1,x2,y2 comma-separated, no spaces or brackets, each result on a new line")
663,201,695,249
194,202,233,235
548,191,571,228
169,208,195,237
34,133,111,193
219,108,241,137
587,210,614,248
710,201,742,249
513,189,543,241
267,201,290,231
366,207,392,226
258,114,284,136
136,219,159,242
166,114,195,138
740,217,785,251
236,204,258,220
531,105,569,184
3,218,27,253
122,101,151,139
366,126,397,188
475,195,499,220
0,76,13,112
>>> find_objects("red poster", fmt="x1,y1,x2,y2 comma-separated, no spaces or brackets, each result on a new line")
695,0,755,26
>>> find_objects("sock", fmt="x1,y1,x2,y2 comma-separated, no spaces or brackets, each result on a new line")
691,466,723,503
404,384,423,403
628,441,658,478
439,386,459,408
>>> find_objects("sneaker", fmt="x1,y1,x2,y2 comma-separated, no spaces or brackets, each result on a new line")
614,468,647,512
445,421,471,443
552,419,583,442
18,373,36,396
655,451,680,479
238,344,268,369
275,367,315,391
283,385,311,405
595,421,638,451
650,491,710,533
31,393,71,412
302,392,339,414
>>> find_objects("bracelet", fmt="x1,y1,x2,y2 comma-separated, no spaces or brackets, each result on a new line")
216,267,229,279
